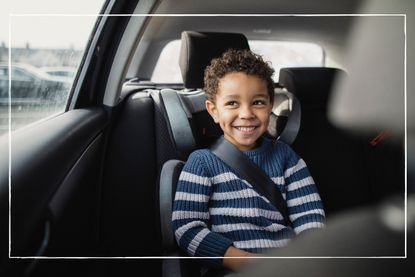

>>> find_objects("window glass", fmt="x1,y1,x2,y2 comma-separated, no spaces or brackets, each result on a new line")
0,67,8,76
0,0,106,136
249,40,324,80
151,39,324,83
151,40,182,83
12,68,36,81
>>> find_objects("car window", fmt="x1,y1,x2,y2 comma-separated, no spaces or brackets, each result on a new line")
0,0,106,136
12,68,36,81
151,39,324,83
249,40,324,80
0,67,8,76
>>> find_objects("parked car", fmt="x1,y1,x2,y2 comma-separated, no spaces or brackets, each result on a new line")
0,0,412,277
40,66,77,81
0,63,71,106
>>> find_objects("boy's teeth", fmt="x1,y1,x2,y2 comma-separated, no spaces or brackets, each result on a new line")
237,127,255,131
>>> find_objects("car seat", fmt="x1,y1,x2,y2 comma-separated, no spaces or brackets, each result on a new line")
278,67,404,215
155,31,250,277
156,31,305,277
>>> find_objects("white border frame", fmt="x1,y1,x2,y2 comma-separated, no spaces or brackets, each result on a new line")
8,13,407,260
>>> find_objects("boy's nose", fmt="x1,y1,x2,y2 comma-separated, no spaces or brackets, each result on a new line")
239,106,255,119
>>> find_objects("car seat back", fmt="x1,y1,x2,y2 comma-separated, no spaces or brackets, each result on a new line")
180,31,250,89
279,67,404,215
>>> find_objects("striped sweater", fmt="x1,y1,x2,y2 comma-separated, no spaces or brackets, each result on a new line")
171,137,325,266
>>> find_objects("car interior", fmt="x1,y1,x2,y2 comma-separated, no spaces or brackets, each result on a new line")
0,0,413,276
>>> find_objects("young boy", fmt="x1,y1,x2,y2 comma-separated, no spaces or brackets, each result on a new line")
171,49,325,272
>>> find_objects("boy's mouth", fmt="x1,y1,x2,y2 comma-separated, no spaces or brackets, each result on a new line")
235,126,256,131
233,125,259,134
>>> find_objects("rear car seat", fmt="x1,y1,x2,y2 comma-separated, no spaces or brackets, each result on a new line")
157,31,304,277
157,31,251,277
100,88,162,276
278,67,404,215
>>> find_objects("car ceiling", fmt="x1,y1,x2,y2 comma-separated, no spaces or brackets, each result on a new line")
128,0,363,80
154,0,362,14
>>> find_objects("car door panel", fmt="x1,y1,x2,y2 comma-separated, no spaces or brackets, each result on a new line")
46,132,104,256
0,107,108,258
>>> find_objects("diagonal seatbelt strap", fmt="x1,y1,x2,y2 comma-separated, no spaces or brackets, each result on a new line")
210,137,291,225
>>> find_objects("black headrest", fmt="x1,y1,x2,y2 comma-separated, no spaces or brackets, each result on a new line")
179,31,250,88
279,67,346,109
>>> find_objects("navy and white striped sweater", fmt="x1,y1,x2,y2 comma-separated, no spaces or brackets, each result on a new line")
172,138,325,265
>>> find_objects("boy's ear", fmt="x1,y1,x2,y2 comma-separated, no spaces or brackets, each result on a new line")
205,100,219,123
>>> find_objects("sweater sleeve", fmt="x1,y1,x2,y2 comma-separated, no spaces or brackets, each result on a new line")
282,144,326,234
171,151,234,267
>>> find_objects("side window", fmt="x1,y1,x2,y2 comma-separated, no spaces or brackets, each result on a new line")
0,67,8,76
12,68,35,82
0,0,106,136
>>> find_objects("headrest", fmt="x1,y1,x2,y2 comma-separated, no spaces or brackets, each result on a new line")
179,31,250,88
279,67,345,109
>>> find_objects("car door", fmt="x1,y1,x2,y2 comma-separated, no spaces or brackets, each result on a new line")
0,1,143,275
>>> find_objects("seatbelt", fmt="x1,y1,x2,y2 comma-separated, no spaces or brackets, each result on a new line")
210,137,291,225
160,89,197,159
278,91,301,145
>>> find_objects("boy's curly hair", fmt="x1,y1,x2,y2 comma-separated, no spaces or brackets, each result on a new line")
203,49,275,102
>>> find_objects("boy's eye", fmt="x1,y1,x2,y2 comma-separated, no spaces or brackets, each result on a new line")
253,99,267,105
225,101,238,107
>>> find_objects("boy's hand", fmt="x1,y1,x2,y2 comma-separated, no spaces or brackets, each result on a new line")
223,246,263,271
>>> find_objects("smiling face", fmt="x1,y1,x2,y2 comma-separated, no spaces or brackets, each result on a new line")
206,72,273,151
